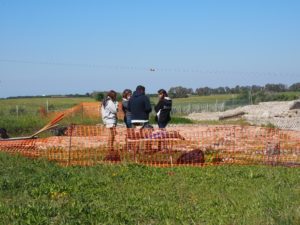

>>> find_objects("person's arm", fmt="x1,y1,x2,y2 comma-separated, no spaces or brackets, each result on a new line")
145,97,152,113
122,101,126,113
127,99,131,112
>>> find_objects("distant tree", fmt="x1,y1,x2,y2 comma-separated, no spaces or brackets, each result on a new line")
195,87,211,96
224,86,231,94
289,82,300,91
168,86,191,98
187,88,194,95
94,92,105,101
265,83,287,92
236,90,250,101
116,93,122,102
232,85,241,94
216,87,226,94
239,86,251,93
195,88,205,96
251,85,264,93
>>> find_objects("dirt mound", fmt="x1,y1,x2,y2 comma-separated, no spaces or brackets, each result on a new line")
186,100,300,131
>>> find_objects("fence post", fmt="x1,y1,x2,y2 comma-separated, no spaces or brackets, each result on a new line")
16,105,19,118
68,124,73,166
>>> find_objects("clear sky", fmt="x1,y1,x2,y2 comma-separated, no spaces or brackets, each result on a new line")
0,0,299,97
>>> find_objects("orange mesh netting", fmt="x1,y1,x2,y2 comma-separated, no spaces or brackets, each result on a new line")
41,102,124,119
1,125,300,167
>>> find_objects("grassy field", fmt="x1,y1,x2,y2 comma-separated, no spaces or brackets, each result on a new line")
1,93,298,137
277,91,300,97
150,94,237,104
0,97,196,137
0,97,95,115
154,91,300,104
0,152,299,224
0,97,98,136
1,96,300,224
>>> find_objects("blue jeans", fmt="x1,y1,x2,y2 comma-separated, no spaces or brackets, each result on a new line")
158,122,168,128
124,117,132,128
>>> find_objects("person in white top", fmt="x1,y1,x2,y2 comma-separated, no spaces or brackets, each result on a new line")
101,90,118,128
101,90,120,161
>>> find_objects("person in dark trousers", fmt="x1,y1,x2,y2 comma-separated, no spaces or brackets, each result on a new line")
122,89,132,128
154,89,172,128
128,85,152,127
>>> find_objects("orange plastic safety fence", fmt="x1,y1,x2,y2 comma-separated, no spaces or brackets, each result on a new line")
40,102,124,119
1,125,300,167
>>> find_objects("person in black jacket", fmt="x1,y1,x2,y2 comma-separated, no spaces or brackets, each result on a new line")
154,89,172,128
128,85,152,127
122,89,132,128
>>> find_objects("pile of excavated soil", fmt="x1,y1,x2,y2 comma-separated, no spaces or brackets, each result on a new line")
186,100,300,131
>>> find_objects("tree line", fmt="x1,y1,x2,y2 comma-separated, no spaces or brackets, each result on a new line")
168,82,300,98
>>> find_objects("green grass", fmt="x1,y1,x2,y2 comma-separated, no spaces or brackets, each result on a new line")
278,91,300,97
0,97,95,114
173,94,237,103
0,97,98,137
149,115,194,124
0,153,299,224
195,119,251,126
0,115,102,137
150,94,237,104
150,92,300,104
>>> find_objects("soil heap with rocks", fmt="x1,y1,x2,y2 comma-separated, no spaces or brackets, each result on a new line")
186,100,300,131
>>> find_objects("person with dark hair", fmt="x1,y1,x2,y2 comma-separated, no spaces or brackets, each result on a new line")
128,85,152,127
154,89,172,128
101,90,120,161
101,90,118,127
122,89,132,128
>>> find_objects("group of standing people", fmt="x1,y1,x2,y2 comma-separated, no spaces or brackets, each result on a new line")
101,85,172,129
101,85,172,160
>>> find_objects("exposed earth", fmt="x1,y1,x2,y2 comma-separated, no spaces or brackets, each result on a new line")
186,100,300,131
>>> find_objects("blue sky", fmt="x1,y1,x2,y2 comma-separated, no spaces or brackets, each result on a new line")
0,0,299,97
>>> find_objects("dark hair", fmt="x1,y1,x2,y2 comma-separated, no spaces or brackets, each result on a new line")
103,90,117,107
122,89,132,98
136,85,145,93
158,89,168,98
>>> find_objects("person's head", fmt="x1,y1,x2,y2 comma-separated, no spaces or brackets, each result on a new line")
157,89,168,99
106,90,117,101
122,89,132,100
136,85,145,94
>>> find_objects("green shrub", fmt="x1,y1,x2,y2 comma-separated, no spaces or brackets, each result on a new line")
94,92,104,102
253,91,298,103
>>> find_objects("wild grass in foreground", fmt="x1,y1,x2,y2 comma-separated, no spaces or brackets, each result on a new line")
0,153,299,224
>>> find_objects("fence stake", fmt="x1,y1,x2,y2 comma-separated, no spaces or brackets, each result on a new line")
68,124,73,166
16,105,19,118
